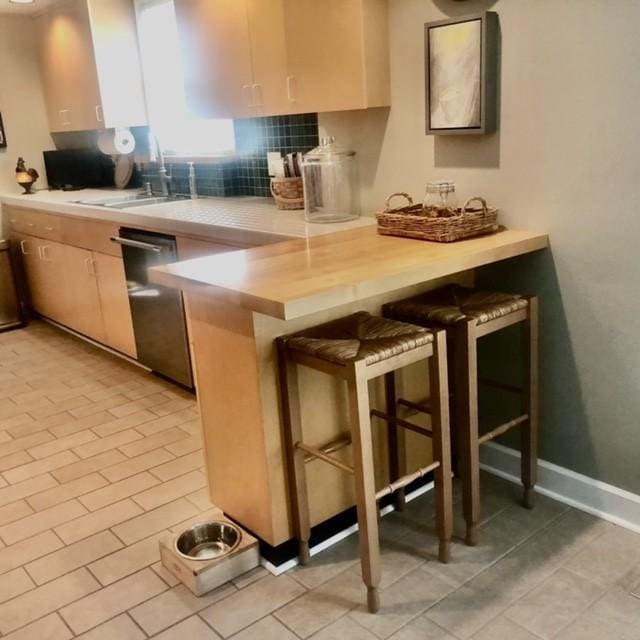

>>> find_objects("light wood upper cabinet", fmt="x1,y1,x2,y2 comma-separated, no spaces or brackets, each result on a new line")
174,0,254,119
37,0,147,133
283,0,390,114
246,0,290,117
93,252,137,359
174,0,389,119
37,0,103,132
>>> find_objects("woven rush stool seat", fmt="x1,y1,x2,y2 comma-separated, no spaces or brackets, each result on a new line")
277,311,453,614
383,285,539,547
285,311,434,366
384,284,529,327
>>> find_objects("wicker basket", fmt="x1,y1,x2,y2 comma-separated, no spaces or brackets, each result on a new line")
376,193,499,243
270,177,304,210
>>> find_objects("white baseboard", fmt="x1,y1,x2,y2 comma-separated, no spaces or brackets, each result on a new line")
263,444,640,576
261,480,435,576
480,442,640,535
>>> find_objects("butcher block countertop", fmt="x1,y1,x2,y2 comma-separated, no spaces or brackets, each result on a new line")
151,226,549,320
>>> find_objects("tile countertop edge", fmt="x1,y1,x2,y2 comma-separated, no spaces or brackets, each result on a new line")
150,228,550,320
0,191,376,246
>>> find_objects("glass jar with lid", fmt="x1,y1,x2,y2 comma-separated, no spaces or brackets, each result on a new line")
301,137,360,223
422,181,459,217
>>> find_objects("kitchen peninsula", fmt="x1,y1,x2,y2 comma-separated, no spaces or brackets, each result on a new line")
151,226,549,546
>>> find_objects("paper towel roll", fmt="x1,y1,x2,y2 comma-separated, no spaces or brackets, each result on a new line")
97,128,136,155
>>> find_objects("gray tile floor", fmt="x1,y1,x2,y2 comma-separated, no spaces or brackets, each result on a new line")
264,473,640,640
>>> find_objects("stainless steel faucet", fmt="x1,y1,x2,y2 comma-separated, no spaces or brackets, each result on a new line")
158,159,172,197
151,134,172,197
188,162,198,199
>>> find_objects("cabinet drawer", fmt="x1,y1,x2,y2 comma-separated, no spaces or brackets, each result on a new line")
60,217,122,257
176,236,249,260
5,207,63,241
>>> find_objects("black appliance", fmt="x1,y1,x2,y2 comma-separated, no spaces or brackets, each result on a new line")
43,149,115,190
111,228,193,389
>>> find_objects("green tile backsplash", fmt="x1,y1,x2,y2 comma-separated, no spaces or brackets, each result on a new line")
140,113,319,199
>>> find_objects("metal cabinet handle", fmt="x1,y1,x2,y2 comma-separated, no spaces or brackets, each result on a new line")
252,84,263,108
84,257,97,277
110,236,163,253
95,105,103,123
44,226,54,232
242,84,252,108
287,76,297,102
20,240,29,255
59,109,72,126
40,245,51,262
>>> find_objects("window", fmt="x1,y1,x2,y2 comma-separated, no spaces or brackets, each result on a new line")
136,0,235,156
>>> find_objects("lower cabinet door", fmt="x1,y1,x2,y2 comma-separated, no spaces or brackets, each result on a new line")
93,252,137,359
61,244,105,343
18,235,68,323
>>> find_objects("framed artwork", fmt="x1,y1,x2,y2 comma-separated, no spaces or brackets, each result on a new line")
0,112,6,148
425,12,499,135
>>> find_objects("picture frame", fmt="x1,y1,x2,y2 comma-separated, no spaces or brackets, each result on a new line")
425,12,499,136
0,112,6,148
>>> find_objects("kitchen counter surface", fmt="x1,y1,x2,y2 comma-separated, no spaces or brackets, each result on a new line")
0,188,376,245
151,226,549,320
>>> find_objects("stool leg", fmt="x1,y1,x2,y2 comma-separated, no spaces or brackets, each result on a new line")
277,344,311,564
348,365,381,614
446,336,460,478
384,371,406,511
455,319,481,546
521,297,539,510
430,330,453,563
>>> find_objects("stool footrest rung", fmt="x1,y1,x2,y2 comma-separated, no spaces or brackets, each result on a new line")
296,441,354,474
370,409,432,437
301,433,352,463
397,397,432,414
479,378,524,394
376,460,441,501
478,414,529,445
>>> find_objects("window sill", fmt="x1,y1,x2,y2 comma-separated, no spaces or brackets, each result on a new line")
137,153,239,165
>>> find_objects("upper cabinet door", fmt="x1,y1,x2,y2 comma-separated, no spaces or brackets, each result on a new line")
37,0,103,133
87,0,148,129
37,0,147,133
174,0,254,119
246,0,291,117
283,0,390,114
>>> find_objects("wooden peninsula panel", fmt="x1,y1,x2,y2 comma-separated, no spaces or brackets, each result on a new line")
151,226,549,546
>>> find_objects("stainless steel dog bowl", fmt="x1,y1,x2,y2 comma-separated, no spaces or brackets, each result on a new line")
175,521,242,561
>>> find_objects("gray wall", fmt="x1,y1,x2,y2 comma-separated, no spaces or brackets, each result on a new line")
319,0,640,494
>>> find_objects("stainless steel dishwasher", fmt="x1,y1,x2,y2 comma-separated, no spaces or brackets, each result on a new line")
111,228,193,389
0,239,22,332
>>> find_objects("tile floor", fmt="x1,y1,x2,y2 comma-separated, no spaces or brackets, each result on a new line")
1,322,640,639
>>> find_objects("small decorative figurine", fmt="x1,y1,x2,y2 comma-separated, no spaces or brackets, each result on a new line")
15,158,39,195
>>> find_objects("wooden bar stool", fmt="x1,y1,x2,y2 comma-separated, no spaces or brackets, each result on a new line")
383,285,539,546
277,311,453,613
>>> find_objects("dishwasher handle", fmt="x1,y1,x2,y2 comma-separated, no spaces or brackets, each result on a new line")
110,236,164,253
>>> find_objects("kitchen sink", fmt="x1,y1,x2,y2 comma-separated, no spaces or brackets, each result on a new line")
75,194,190,209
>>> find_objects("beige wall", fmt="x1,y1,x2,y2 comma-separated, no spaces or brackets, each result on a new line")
0,13,53,197
320,0,640,494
